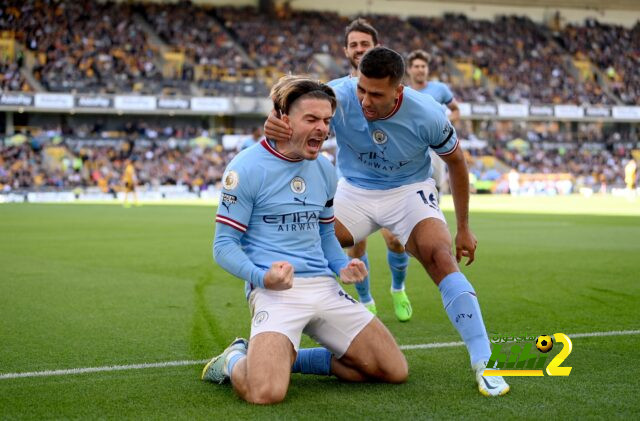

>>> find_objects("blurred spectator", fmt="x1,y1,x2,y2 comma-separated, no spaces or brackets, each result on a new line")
559,19,640,105
0,1,634,105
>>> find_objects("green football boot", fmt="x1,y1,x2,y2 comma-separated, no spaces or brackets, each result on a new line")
391,290,412,322
363,302,378,315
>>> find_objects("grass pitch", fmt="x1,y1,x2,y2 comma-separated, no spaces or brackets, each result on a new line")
1,196,639,419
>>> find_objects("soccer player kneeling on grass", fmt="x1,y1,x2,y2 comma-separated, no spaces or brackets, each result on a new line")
202,75,408,404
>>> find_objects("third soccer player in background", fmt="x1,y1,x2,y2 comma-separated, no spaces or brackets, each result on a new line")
406,49,460,122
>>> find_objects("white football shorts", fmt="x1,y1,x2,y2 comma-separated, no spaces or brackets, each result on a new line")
248,276,374,358
334,177,446,246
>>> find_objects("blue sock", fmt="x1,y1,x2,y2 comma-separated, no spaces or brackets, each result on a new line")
226,353,245,378
291,348,332,375
439,272,491,366
354,252,373,303
387,251,409,291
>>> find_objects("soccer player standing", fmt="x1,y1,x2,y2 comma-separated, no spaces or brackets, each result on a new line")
406,49,461,122
203,76,408,404
327,18,413,322
122,158,139,207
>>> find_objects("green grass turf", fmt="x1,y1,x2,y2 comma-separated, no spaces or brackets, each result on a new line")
1,199,639,419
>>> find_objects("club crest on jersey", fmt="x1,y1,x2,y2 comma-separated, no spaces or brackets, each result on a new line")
372,129,388,145
290,176,306,194
223,170,239,190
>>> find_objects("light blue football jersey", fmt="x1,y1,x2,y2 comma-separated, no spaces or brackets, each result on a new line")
214,139,347,296
418,80,454,105
238,137,258,151
327,75,354,179
330,78,458,190
328,74,352,88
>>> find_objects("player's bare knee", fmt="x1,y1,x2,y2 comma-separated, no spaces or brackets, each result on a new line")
385,237,405,253
390,364,409,384
375,355,408,384
248,383,287,405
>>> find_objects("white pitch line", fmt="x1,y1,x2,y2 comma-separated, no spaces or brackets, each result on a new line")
0,359,209,380
400,340,463,350
1,329,639,380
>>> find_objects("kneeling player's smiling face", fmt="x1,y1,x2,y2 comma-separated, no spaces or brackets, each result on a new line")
281,98,333,160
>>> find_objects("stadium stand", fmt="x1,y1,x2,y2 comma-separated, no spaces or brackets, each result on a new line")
1,119,636,195
1,0,637,103
0,0,638,198
1,0,167,94
557,19,640,105
0,139,232,192
0,61,30,92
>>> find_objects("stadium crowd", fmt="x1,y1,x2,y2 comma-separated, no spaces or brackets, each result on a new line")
0,61,29,92
409,14,614,104
0,139,233,193
558,19,640,105
1,121,636,194
461,120,637,192
2,0,168,94
1,0,638,104
216,7,349,77
1,1,638,195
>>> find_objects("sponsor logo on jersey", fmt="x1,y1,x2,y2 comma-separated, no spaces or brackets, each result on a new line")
356,151,409,171
263,211,319,232
221,193,237,211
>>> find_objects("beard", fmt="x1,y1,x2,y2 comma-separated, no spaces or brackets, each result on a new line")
348,54,363,71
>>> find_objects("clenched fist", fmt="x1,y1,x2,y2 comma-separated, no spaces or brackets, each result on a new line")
264,261,294,290
339,259,368,284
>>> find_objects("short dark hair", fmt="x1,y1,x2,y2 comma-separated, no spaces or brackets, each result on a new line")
407,49,431,67
359,47,405,85
270,75,337,115
344,18,378,47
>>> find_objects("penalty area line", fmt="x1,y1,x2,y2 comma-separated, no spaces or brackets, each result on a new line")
1,329,639,380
